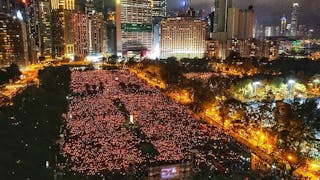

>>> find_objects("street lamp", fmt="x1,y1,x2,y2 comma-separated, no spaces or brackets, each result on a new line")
252,81,261,96
287,79,296,97
313,79,319,89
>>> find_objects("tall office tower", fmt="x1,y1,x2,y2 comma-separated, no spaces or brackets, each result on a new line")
38,0,53,59
83,1,106,55
152,0,166,58
72,11,88,59
238,6,254,40
160,17,206,59
0,13,29,67
106,11,116,54
280,15,287,35
51,0,74,10
226,7,239,39
290,3,299,37
212,0,232,32
116,0,153,57
22,0,38,63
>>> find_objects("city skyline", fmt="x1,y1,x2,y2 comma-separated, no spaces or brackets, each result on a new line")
0,0,319,179
167,0,320,37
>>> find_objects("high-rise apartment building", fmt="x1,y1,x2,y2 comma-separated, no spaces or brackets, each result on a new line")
226,7,239,39
160,17,206,59
212,0,232,32
51,0,75,59
38,0,53,59
51,8,66,58
0,13,29,67
290,3,299,37
72,11,88,59
87,12,106,54
238,6,254,40
225,6,254,40
72,10,106,59
116,0,153,56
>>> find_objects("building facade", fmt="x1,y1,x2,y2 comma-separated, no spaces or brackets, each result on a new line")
160,17,206,59
212,0,232,33
38,0,53,59
87,12,106,54
0,13,29,67
116,0,153,57
152,0,166,59
51,0,75,10
290,3,299,37
238,6,254,40
72,11,88,59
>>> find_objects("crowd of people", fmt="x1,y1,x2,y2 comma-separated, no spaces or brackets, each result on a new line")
62,69,251,176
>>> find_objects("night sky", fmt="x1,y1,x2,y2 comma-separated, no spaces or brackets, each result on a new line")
168,0,320,37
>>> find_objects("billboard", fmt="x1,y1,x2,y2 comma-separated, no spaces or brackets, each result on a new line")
161,166,179,179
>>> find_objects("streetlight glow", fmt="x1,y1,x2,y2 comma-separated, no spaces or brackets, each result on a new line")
252,81,261,96
288,79,296,84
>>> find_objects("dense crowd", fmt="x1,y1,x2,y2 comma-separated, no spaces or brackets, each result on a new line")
62,69,250,176
183,72,214,81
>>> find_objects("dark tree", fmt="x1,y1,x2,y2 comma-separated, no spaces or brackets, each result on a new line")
6,63,21,81
0,69,9,85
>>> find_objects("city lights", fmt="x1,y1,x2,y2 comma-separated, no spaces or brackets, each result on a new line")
0,0,319,179
252,81,261,96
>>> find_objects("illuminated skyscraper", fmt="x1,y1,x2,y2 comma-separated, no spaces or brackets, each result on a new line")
160,17,206,59
72,11,88,59
51,0,75,58
106,11,116,54
152,0,166,59
0,13,29,67
280,15,287,35
88,12,106,54
116,0,153,56
38,0,53,59
290,3,299,37
51,9,65,58
72,10,106,59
